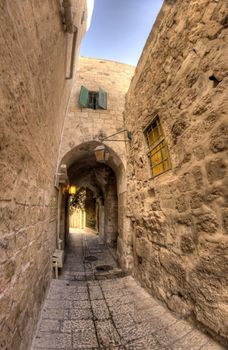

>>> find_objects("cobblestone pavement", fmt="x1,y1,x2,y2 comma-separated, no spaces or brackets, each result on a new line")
32,230,224,350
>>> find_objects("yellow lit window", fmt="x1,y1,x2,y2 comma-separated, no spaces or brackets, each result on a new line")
144,117,171,177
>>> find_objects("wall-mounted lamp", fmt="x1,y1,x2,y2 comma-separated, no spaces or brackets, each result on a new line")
98,129,132,142
69,185,77,195
94,130,132,163
94,145,110,163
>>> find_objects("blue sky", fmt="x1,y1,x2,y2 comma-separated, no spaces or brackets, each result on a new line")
80,0,164,66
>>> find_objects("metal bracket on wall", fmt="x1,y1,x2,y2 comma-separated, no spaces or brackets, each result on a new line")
98,129,132,142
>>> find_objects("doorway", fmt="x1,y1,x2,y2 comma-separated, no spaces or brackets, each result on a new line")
69,187,97,231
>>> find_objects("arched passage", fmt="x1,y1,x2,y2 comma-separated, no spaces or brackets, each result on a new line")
58,141,130,259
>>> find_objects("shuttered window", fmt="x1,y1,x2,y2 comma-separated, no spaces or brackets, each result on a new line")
98,88,107,109
144,117,171,177
79,86,89,108
79,86,107,110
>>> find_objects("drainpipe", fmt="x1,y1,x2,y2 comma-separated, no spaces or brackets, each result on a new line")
62,0,78,80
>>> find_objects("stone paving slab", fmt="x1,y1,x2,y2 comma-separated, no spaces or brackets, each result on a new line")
61,319,95,333
31,230,225,350
96,319,121,348
72,328,98,348
171,329,210,350
34,332,72,348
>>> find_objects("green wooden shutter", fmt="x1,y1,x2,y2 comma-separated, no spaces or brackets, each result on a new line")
79,86,89,107
97,88,107,109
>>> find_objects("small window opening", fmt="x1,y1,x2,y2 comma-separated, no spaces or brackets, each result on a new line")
88,91,98,110
79,86,107,110
144,116,172,177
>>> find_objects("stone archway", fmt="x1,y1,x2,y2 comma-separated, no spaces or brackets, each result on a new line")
58,141,132,267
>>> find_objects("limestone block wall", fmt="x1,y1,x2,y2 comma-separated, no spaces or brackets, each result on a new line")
59,57,135,181
85,188,96,229
59,58,135,264
103,170,118,245
0,1,88,349
124,0,228,344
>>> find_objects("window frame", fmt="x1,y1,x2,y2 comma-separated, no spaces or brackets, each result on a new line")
143,116,171,178
88,91,98,109
79,86,107,110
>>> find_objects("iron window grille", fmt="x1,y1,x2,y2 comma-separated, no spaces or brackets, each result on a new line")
144,116,171,177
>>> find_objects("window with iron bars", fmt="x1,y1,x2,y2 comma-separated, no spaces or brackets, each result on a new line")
144,116,171,177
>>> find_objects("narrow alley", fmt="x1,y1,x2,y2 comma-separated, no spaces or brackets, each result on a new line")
1,1,227,349
32,230,223,350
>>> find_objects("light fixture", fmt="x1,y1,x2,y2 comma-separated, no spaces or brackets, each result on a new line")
69,185,77,195
98,129,132,142
94,129,132,163
94,145,110,163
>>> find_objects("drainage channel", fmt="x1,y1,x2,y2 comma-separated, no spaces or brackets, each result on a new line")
95,264,113,272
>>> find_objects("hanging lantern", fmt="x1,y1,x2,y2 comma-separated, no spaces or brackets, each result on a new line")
69,185,77,195
94,145,109,162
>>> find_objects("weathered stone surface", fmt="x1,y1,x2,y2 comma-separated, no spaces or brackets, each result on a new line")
1,0,228,348
206,158,226,183
210,123,228,153
124,0,228,344
180,235,195,254
195,211,219,234
190,192,203,209
0,1,88,349
189,238,228,338
58,57,135,267
222,209,228,234
32,230,222,350
58,57,135,171
172,119,188,143
176,194,189,213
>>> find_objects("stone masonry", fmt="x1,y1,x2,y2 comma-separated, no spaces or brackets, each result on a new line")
59,57,135,169
124,0,228,346
32,229,223,350
58,57,135,265
0,1,89,349
1,0,228,349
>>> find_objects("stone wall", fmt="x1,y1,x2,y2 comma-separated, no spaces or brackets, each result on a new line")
0,1,88,349
59,58,135,263
102,168,118,246
85,188,96,229
59,57,135,181
124,0,228,344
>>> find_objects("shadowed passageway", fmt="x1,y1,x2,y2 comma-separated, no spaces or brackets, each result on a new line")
1,1,227,348
32,230,223,350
